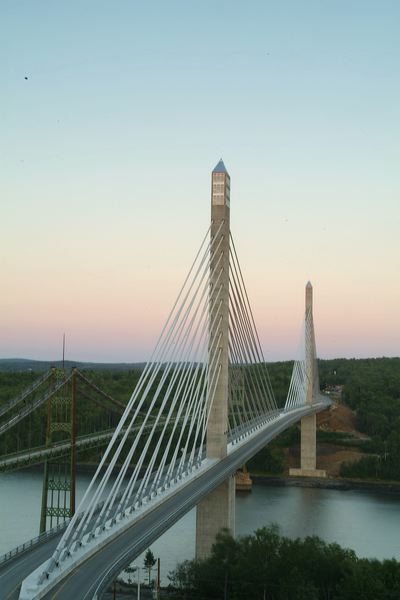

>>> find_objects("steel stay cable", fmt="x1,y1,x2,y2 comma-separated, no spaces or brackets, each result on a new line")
292,362,303,408
176,277,227,472
132,283,213,504
157,322,211,486
299,360,307,406
171,322,222,478
109,246,223,512
142,328,220,492
151,369,205,491
46,228,217,572
196,359,222,461
54,282,203,560
162,345,209,486
180,327,223,474
46,228,227,576
228,323,262,425
149,363,206,492
293,362,303,408
285,363,297,410
295,318,307,406
89,227,212,463
287,357,303,410
229,260,275,413
229,252,272,402
165,368,207,481
229,233,276,400
228,272,273,414
228,342,251,427
139,263,225,494
292,361,304,408
228,324,263,426
92,258,215,532
228,343,250,428
114,256,225,517
228,359,248,436
229,235,277,405
152,283,224,491
284,317,306,410
85,400,330,600
186,330,223,467
228,299,265,420
78,231,218,536
227,359,242,435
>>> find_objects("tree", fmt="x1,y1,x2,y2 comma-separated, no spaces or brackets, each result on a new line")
167,526,400,600
124,563,137,585
168,560,195,599
144,548,156,585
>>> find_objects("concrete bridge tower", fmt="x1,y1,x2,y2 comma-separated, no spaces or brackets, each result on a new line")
290,282,326,477
195,159,235,558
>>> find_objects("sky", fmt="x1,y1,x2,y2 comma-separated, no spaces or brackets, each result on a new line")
1,1,399,362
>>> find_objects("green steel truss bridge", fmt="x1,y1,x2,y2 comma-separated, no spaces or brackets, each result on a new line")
0,160,330,600
0,370,124,472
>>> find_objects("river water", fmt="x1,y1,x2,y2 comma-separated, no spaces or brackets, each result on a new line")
1,470,399,584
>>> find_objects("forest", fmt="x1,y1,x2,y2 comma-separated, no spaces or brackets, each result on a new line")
167,526,400,600
251,358,400,481
0,357,399,480
320,358,400,481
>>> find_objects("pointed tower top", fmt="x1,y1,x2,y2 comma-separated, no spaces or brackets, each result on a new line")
212,159,228,174
305,281,313,311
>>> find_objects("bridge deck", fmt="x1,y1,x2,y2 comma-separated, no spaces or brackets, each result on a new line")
0,536,62,600
0,401,329,600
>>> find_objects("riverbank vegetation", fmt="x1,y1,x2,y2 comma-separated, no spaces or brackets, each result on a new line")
1,357,399,480
255,358,400,481
327,358,400,481
167,526,400,600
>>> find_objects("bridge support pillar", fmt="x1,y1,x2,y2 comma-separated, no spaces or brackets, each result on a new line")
196,477,235,559
289,413,326,477
39,368,77,533
196,159,234,558
289,282,326,478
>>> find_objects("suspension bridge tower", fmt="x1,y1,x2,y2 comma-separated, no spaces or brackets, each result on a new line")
195,159,235,558
289,282,326,478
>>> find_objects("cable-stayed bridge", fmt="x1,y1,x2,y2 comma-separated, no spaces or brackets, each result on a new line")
0,160,330,600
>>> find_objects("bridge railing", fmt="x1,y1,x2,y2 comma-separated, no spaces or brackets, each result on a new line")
228,409,281,445
0,521,68,568
0,428,121,464
0,370,52,419
0,486,132,568
0,417,179,472
0,375,72,436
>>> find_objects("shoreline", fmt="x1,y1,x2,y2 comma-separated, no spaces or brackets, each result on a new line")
251,474,400,494
14,464,400,495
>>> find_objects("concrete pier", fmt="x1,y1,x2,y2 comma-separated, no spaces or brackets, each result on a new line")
196,160,235,558
290,282,326,478
196,477,235,558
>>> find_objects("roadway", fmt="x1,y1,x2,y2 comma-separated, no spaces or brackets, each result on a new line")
0,417,176,473
0,535,63,600
4,399,329,600
0,430,122,473
0,372,52,420
0,378,70,437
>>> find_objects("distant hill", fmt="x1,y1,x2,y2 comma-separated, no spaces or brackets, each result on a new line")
0,358,146,372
